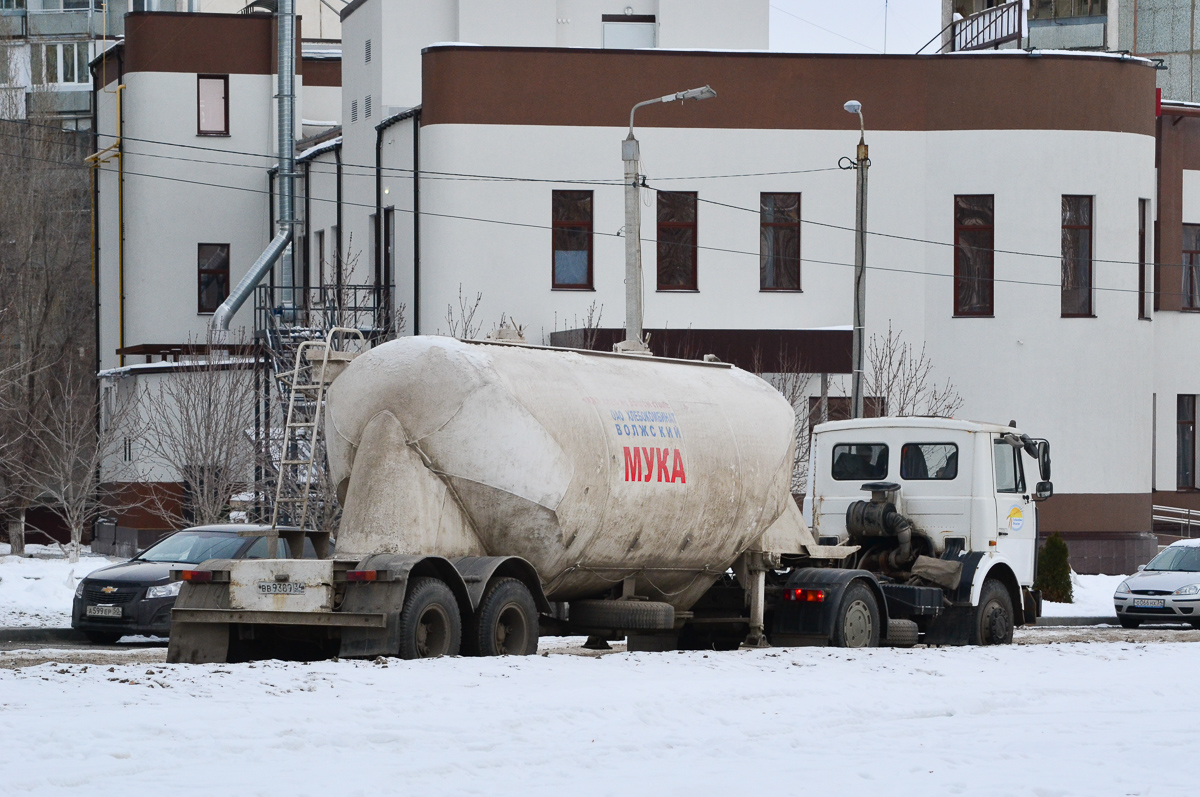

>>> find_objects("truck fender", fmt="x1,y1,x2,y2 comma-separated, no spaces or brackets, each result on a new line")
451,556,552,614
968,558,1026,626
338,554,473,658
782,568,891,641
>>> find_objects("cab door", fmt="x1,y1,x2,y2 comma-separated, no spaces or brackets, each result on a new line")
992,436,1035,584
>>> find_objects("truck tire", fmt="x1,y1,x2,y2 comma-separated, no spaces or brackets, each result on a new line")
971,578,1014,645
1119,617,1141,629
470,578,539,657
398,577,462,660
885,618,919,648
569,599,675,631
831,582,880,648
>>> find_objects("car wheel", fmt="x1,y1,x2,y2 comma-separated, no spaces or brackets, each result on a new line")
971,579,1014,645
397,577,461,660
1119,617,1141,629
84,631,122,645
469,578,539,657
831,582,880,648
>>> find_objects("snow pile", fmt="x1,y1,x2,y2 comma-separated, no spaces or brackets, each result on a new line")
1041,572,1126,618
0,641,1196,794
0,544,116,627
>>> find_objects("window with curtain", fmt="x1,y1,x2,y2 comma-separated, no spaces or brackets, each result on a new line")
1179,395,1196,489
657,191,698,290
551,191,593,289
954,195,994,316
198,244,230,314
197,75,228,135
1061,195,1093,317
760,193,800,291
1182,224,1200,310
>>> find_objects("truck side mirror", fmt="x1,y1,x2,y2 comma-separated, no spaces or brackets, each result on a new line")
1033,481,1053,502
1037,441,1051,482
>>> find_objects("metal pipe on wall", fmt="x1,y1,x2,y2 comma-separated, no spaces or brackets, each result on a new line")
211,0,295,333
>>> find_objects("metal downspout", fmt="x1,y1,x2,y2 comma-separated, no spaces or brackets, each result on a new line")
412,109,420,335
374,122,383,313
334,143,343,293
211,0,296,332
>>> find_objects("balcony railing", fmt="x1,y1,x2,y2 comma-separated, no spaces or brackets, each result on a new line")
954,1,1022,52
254,283,398,343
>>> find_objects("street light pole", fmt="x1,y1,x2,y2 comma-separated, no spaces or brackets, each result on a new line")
618,85,717,354
843,100,869,419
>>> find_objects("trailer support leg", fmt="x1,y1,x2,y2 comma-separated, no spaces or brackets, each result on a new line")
740,555,770,649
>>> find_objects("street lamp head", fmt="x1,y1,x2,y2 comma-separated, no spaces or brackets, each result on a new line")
677,85,717,102
843,100,862,115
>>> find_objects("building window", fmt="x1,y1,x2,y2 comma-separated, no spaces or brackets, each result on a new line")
657,191,698,291
1030,0,1107,20
197,75,228,136
1183,224,1200,310
602,14,657,48
1139,198,1150,319
1061,195,1093,317
314,229,325,290
198,243,230,314
552,190,593,289
760,193,800,291
953,194,994,316
31,42,90,85
1179,395,1196,489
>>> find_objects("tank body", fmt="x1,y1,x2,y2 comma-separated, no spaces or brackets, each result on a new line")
325,336,802,608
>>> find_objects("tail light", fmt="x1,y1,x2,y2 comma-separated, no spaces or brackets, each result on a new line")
784,588,825,603
180,570,213,583
346,570,382,582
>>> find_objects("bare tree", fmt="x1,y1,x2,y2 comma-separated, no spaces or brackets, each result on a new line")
26,366,145,562
442,284,483,339
864,322,964,418
0,120,94,555
138,333,258,529
753,346,815,494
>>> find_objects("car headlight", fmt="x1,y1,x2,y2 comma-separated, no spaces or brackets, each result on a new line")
1116,580,1134,594
74,580,85,599
146,581,183,599
1173,584,1200,596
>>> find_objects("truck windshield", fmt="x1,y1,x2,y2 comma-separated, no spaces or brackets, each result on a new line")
831,444,888,480
136,531,248,564
993,440,1025,493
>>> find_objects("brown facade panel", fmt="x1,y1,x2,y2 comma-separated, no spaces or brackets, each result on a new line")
303,58,341,87
1155,111,1200,312
1037,492,1152,534
1036,531,1160,575
423,47,1156,135
124,12,285,76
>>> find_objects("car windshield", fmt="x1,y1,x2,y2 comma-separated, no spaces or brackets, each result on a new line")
1144,546,1200,573
136,531,247,564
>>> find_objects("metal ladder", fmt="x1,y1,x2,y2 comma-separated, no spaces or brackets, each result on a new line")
267,326,365,557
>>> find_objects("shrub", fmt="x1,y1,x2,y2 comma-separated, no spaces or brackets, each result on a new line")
1035,532,1073,604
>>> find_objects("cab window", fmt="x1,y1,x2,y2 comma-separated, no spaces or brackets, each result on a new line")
831,443,888,480
993,440,1025,493
901,443,958,480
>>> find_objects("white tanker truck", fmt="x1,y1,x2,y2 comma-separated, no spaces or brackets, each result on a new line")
166,336,1052,663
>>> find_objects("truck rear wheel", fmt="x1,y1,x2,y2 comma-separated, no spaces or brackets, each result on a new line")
971,578,1014,645
471,578,539,656
398,577,462,660
832,582,880,648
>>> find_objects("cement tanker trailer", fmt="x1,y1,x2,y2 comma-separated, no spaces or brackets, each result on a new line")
166,336,1045,663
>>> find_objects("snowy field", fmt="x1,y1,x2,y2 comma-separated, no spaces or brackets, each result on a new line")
1,638,1197,796
1041,571,1125,617
0,545,116,627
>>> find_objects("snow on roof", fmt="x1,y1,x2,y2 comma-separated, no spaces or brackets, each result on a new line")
813,416,1022,436
97,357,257,379
1166,537,1200,548
297,135,343,162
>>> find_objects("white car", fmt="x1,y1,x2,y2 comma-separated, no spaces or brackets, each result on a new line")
1113,539,1200,629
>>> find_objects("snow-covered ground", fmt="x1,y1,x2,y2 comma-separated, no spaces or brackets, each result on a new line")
0,545,116,627
0,639,1196,795
1041,572,1126,618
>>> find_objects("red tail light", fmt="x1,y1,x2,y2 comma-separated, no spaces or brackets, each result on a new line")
346,570,378,582
180,570,212,583
784,588,824,603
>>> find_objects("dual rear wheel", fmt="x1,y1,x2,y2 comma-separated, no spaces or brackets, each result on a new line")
396,576,539,660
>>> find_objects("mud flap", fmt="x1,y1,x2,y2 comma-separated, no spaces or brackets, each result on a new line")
167,622,230,664
338,578,408,658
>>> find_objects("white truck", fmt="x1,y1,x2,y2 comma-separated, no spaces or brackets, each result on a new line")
165,337,1052,663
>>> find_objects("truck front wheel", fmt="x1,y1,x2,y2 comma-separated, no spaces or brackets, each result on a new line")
971,579,1014,645
471,578,539,656
832,582,880,648
398,577,462,659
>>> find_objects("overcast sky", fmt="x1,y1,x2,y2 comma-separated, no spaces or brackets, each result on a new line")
768,0,944,55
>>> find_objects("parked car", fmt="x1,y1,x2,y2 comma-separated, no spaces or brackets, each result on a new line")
1113,539,1200,629
72,524,320,644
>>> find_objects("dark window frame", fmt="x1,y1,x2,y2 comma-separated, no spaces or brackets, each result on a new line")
197,243,230,314
1139,198,1150,320
196,74,229,136
656,190,698,291
900,443,959,481
760,192,801,292
1061,194,1094,318
1179,394,1196,490
830,443,890,481
551,190,594,290
953,194,995,317
1183,223,1200,311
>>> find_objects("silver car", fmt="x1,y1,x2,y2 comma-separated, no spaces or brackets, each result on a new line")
1113,539,1200,629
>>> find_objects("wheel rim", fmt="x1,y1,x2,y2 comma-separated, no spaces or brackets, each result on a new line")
982,600,1010,644
843,599,873,648
494,602,529,655
415,604,451,658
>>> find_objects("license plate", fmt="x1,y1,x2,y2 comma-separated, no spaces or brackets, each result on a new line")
86,605,122,618
1133,598,1165,608
257,581,306,595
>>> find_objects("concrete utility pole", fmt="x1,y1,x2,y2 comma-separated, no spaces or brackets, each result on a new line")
618,85,717,354
843,100,869,419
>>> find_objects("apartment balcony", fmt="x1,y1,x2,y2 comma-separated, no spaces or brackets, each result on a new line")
950,1,1022,52
25,0,125,38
